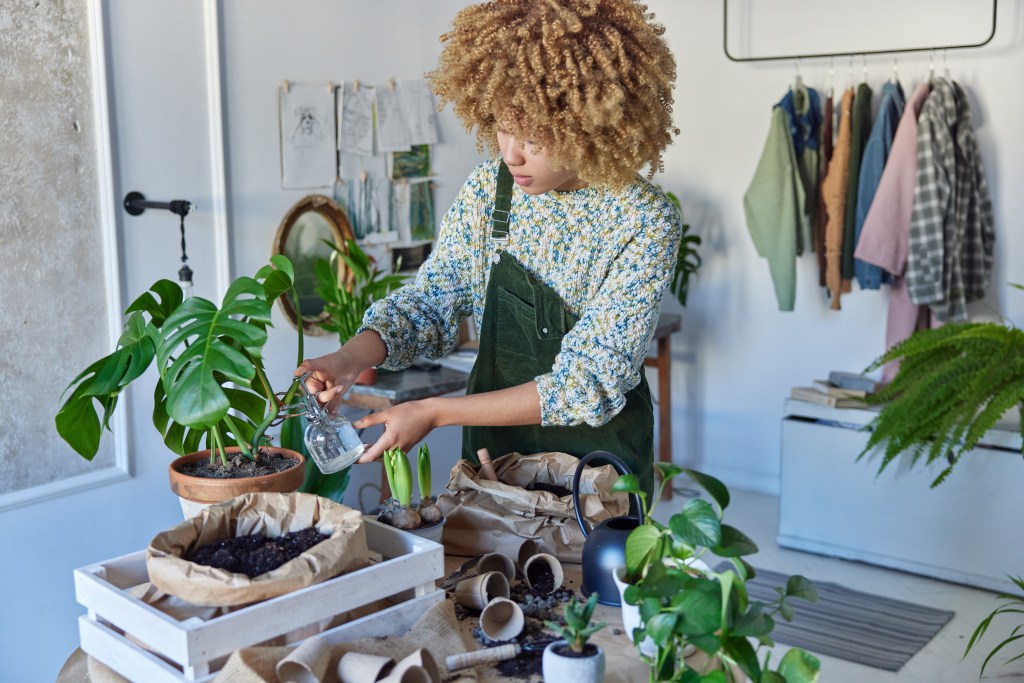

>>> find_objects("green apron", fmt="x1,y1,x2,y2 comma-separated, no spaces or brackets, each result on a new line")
462,162,655,497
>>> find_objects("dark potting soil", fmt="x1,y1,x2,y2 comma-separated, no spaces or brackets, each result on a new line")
551,642,599,658
185,527,329,577
177,449,298,479
525,481,572,497
525,560,556,594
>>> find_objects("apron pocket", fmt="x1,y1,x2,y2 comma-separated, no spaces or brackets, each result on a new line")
494,288,543,385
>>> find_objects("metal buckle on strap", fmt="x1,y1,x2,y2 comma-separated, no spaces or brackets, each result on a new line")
491,208,510,228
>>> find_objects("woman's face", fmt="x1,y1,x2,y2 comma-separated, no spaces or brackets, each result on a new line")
496,125,586,195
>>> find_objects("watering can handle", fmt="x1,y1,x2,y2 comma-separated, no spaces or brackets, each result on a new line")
572,450,643,539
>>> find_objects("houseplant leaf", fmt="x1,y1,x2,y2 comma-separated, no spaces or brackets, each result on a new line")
776,647,822,683
669,499,722,547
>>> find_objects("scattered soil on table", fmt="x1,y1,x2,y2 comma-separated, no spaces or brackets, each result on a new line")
449,558,578,682
176,449,298,479
525,481,571,497
185,527,329,577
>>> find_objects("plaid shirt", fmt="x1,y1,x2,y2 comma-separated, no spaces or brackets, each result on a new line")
905,79,995,322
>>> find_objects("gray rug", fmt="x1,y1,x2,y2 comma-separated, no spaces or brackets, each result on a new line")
722,565,954,671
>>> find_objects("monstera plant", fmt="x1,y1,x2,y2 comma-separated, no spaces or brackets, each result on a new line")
55,255,344,505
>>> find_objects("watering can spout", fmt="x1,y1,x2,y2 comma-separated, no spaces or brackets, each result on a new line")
571,450,645,605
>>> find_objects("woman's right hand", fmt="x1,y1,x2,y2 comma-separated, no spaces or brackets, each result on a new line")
294,350,360,412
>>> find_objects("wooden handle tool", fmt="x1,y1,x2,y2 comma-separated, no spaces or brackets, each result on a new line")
446,644,519,671
476,448,499,481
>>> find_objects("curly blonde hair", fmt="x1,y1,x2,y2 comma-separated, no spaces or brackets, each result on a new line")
428,0,677,189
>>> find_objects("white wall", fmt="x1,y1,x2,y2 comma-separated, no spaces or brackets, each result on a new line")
3,1,1022,680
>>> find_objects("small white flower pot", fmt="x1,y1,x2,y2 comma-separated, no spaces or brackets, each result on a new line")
542,640,605,683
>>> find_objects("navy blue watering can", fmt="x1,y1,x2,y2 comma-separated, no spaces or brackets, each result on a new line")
571,450,643,606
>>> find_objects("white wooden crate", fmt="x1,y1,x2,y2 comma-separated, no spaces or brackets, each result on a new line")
74,517,445,683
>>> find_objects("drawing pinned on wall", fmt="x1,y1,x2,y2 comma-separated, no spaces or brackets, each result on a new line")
375,82,411,153
398,79,439,145
408,178,435,241
391,177,435,243
339,81,374,156
280,83,336,189
339,172,392,241
391,144,431,180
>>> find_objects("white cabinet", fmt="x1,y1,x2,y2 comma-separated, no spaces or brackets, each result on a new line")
778,399,1024,594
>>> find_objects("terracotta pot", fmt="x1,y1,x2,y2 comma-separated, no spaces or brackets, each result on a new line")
168,447,305,517
354,367,377,385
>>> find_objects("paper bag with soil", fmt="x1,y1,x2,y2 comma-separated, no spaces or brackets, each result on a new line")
147,491,368,607
436,451,628,562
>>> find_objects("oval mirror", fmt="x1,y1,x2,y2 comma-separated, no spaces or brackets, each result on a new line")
273,194,354,335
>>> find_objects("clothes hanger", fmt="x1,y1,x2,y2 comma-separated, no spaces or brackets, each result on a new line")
943,49,952,80
928,49,936,85
828,56,835,99
861,54,868,85
890,53,899,85
792,57,803,91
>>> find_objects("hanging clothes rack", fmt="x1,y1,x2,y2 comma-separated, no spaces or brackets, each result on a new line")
722,0,997,63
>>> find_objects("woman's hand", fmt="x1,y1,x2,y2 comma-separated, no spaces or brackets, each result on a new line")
354,399,440,463
294,331,388,411
294,350,360,412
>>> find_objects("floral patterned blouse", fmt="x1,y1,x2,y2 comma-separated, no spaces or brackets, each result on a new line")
361,159,680,427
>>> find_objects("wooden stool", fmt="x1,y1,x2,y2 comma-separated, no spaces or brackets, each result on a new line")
644,312,681,499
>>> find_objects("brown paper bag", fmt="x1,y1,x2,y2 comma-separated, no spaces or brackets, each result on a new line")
436,451,628,562
147,492,368,607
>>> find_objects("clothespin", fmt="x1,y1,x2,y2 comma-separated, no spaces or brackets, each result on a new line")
282,80,290,93
327,80,334,93
360,170,369,183
353,79,360,92
388,78,396,92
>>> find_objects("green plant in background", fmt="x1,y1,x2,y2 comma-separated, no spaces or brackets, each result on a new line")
859,313,1024,487
857,286,1024,678
56,256,307,467
545,593,607,655
614,464,820,683
313,238,409,344
964,575,1024,675
664,191,702,307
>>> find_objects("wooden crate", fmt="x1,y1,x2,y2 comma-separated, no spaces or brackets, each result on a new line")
74,517,445,683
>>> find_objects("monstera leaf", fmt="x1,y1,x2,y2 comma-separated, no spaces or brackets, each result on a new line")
56,258,298,461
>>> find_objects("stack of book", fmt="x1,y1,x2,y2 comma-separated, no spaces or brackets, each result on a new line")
790,371,877,408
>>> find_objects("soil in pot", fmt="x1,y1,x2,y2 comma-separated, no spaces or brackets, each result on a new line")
525,560,558,594
176,449,298,479
525,481,571,497
550,642,599,658
185,526,330,577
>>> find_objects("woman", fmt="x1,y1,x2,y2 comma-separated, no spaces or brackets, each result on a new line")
297,0,680,496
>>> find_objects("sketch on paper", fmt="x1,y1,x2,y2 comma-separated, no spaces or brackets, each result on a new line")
398,79,439,145
339,174,390,239
280,84,336,189
391,180,412,243
375,84,411,153
339,82,374,156
392,144,431,179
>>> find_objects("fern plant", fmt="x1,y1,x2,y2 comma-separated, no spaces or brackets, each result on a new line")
859,317,1024,487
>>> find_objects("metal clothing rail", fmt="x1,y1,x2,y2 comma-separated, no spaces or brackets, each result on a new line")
722,0,998,63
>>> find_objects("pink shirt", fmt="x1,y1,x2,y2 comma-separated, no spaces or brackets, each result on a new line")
853,82,931,274
853,83,937,383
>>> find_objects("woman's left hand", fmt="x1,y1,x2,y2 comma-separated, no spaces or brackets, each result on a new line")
354,398,439,463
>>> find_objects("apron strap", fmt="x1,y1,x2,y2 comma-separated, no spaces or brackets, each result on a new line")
491,162,513,250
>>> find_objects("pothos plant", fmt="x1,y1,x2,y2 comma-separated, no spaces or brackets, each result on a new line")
377,444,444,531
613,464,821,683
55,256,340,500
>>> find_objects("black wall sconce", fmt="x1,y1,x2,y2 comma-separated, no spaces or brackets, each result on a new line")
123,191,197,296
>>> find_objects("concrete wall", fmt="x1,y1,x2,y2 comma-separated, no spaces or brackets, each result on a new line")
2,1,1022,680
